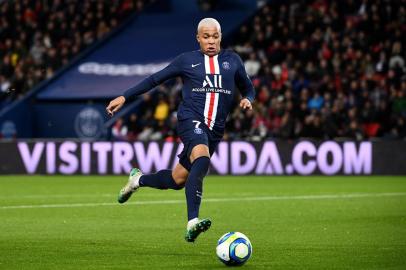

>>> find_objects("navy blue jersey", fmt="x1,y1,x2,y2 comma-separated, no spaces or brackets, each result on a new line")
123,49,255,135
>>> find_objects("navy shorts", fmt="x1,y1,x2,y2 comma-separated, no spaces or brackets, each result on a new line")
177,118,222,171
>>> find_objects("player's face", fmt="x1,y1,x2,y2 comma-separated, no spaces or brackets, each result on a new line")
197,26,221,56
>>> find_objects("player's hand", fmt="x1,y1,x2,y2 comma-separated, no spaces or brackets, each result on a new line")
106,96,126,117
239,98,252,110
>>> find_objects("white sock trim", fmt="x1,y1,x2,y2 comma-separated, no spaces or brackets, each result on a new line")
131,174,142,189
187,218,199,230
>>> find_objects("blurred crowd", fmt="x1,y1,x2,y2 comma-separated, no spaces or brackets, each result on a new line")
114,0,406,141
1,0,405,141
0,0,150,106
229,0,406,140
112,81,182,142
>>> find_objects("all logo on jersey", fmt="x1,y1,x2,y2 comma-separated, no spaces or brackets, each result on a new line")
202,74,222,88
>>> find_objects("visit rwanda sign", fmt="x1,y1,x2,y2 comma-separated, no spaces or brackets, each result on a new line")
0,140,405,175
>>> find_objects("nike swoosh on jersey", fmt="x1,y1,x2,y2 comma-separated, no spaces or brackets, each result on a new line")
191,63,201,67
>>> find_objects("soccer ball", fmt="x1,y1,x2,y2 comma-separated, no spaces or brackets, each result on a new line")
216,232,252,266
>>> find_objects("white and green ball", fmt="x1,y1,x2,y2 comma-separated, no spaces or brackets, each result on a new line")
216,232,252,266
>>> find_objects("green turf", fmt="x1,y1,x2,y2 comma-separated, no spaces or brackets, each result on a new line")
0,176,406,270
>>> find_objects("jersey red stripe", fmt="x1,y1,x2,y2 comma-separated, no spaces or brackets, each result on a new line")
209,56,215,74
207,92,215,127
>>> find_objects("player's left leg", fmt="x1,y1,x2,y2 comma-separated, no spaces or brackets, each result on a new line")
117,167,143,204
184,144,212,242
139,163,189,190
118,164,189,204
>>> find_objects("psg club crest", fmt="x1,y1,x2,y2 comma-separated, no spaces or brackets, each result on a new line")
74,107,104,139
194,128,203,134
222,61,230,70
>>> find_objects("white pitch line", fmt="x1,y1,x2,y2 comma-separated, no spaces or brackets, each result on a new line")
0,193,178,199
0,192,257,199
0,194,115,199
0,192,405,210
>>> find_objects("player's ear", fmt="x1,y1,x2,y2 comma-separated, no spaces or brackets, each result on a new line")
196,34,200,43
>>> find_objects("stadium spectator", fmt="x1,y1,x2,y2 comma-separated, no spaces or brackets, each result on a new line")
127,113,140,141
154,94,170,123
137,108,155,141
244,52,261,77
111,117,128,141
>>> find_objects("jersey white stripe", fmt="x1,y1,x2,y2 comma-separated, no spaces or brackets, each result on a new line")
204,55,211,127
204,54,210,74
213,55,220,74
204,92,211,126
209,93,219,129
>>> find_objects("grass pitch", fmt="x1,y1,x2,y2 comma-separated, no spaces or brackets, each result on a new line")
0,176,405,270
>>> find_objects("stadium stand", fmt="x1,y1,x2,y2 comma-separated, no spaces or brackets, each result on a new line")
0,0,405,141
0,0,151,107
0,0,254,139
228,0,406,140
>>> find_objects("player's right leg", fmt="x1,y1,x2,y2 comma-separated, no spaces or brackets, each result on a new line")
185,217,212,243
184,144,212,242
117,164,189,204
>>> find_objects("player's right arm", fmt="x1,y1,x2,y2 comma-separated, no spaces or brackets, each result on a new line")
106,55,183,116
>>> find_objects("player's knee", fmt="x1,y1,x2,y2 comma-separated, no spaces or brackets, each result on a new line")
190,144,210,163
172,176,186,190
172,163,189,188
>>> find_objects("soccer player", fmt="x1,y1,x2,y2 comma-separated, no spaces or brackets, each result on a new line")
106,18,255,242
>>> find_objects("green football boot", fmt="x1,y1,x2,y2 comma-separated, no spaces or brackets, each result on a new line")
185,218,212,242
117,168,143,204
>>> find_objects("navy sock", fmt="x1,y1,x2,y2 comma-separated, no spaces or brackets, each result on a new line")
139,170,183,190
185,156,210,221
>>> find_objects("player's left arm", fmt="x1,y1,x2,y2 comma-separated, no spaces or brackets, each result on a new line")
235,55,255,110
106,54,184,116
